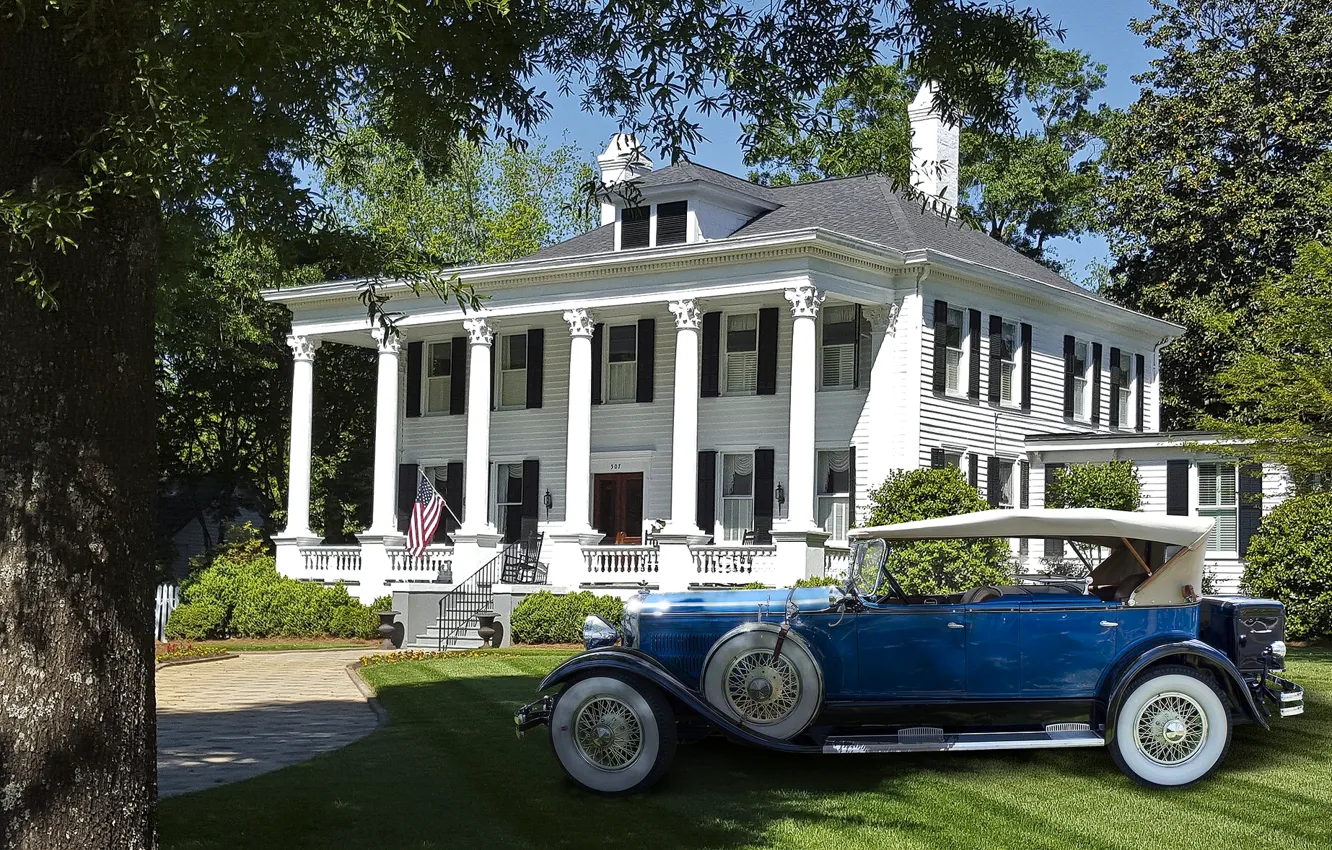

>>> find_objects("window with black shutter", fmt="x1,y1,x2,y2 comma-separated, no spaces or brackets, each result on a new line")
1134,353,1146,432
621,205,650,249
655,201,688,245
967,309,982,400
1238,463,1262,558
636,318,655,403
1020,323,1033,411
1165,460,1190,517
405,341,423,418
696,451,717,537
700,312,721,398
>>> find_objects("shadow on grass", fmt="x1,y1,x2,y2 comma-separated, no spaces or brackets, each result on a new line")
158,654,1330,850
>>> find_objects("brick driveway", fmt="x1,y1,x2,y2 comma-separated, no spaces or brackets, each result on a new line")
156,650,380,797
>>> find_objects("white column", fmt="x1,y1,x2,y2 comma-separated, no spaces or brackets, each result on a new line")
282,335,320,539
663,299,704,536
562,308,596,531
783,285,824,531
367,328,403,535
460,316,495,533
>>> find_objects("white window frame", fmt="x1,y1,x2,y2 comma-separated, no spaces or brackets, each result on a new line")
1195,462,1239,556
497,331,528,410
717,451,756,543
1116,349,1133,429
945,307,966,396
493,460,526,540
998,320,1018,406
819,304,858,391
1072,339,1090,422
603,323,639,404
424,340,453,415
942,448,964,471
722,311,760,397
995,457,1016,508
816,448,853,541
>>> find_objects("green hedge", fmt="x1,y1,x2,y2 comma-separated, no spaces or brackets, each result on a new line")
167,534,381,640
1243,492,1332,639
510,591,625,644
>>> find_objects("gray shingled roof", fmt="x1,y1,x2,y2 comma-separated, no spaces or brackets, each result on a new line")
523,165,1089,296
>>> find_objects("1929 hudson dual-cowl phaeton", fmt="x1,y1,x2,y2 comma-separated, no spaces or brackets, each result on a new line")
515,509,1304,794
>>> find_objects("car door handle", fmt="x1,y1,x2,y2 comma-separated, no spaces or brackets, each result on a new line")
947,622,965,629
1100,621,1119,628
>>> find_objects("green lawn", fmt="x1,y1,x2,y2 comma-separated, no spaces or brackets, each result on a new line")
158,648,1332,850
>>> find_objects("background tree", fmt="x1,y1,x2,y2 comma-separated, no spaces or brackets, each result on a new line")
864,468,1012,595
2,0,1054,843
745,43,1112,272
1099,0,1332,428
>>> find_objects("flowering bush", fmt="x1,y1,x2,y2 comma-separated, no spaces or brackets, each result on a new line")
359,649,531,667
155,642,229,663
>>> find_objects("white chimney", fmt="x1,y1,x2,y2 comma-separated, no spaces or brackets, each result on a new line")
908,83,960,211
597,133,653,225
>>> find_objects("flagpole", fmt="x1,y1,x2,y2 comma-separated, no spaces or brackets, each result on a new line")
419,466,463,529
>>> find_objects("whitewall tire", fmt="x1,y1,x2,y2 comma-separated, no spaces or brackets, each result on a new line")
550,674,677,795
701,625,823,740
1110,665,1232,789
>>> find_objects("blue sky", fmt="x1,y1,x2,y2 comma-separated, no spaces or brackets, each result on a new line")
530,0,1161,285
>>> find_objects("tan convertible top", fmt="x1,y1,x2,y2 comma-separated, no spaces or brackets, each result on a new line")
849,508,1214,607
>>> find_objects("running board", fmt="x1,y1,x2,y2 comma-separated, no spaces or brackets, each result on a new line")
823,724,1104,754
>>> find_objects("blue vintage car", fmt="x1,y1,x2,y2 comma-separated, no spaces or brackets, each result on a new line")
516,509,1303,794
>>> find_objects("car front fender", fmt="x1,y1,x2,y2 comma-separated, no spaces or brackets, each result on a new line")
537,647,819,754
1103,639,1268,744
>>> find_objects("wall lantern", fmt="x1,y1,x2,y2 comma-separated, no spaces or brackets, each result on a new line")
543,488,553,518
775,482,786,508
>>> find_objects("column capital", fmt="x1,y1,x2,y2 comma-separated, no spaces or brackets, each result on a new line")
784,285,825,319
562,308,596,339
286,334,321,362
668,299,703,330
867,302,900,335
463,316,495,346
371,327,401,355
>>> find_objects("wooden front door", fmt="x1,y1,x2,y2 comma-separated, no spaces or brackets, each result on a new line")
593,473,644,544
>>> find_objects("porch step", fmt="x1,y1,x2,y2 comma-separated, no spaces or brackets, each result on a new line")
409,617,486,650
823,726,1103,754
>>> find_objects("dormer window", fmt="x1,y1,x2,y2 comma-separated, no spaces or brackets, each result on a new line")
618,201,689,250
621,206,650,249
656,201,688,245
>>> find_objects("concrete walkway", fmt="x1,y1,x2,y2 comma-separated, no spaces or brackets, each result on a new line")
156,649,380,798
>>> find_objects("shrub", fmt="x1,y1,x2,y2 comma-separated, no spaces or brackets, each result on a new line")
230,578,338,637
864,468,1012,595
1242,492,1332,639
794,575,839,588
329,604,379,639
510,591,625,644
164,601,227,641
1045,461,1143,511
369,594,394,612
180,534,280,620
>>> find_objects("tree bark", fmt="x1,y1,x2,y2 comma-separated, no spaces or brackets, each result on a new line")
1,11,159,850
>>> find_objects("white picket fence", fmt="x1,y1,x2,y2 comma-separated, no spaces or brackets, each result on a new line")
154,581,180,642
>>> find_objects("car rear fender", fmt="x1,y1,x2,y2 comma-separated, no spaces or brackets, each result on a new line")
538,647,818,754
1101,639,1267,744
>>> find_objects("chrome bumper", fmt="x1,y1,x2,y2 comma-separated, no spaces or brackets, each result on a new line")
514,695,554,736
1257,673,1304,718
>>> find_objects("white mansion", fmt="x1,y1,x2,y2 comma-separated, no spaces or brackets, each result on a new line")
265,89,1277,616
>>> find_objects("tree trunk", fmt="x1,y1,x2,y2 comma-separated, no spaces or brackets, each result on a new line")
1,11,159,850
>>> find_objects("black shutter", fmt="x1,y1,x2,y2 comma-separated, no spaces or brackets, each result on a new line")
526,328,544,409
696,451,717,536
1135,353,1146,432
1020,323,1033,411
757,307,779,396
1108,346,1122,427
636,318,655,403
930,447,946,469
967,308,982,400
1091,342,1103,425
489,339,496,410
397,464,417,532
1019,460,1030,509
848,446,857,528
1063,335,1076,418
853,304,864,390
449,337,467,415
656,201,688,246
1239,463,1263,557
621,205,650,248
1043,462,1067,556
988,314,1003,403
967,454,978,488
443,462,464,538
986,456,1001,506
932,299,948,393
1166,460,1190,516
590,323,604,405
521,459,540,519
754,449,776,544
405,341,423,418
701,313,721,398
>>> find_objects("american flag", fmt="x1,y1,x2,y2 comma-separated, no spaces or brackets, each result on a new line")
407,469,445,557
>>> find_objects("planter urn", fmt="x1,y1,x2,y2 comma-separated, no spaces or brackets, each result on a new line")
476,609,500,648
376,610,400,649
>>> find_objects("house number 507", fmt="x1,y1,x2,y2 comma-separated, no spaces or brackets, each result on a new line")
609,463,623,471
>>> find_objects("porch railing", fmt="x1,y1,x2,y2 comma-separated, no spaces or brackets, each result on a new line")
824,544,851,580
387,546,453,583
301,545,362,575
690,544,780,581
582,544,660,580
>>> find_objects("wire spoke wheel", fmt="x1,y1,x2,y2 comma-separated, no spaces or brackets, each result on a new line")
1134,691,1208,766
574,696,644,771
724,649,801,724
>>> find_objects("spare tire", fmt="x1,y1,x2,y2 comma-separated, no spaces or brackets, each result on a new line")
700,623,823,740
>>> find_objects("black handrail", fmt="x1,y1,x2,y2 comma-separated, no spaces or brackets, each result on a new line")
436,545,507,651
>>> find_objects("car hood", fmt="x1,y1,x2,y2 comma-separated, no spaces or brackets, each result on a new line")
637,586,834,616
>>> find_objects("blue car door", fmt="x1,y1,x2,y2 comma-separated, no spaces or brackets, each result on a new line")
1019,597,1120,696
857,602,967,697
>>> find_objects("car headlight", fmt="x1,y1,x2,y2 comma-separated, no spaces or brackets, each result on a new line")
583,615,620,650
1269,640,1287,662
